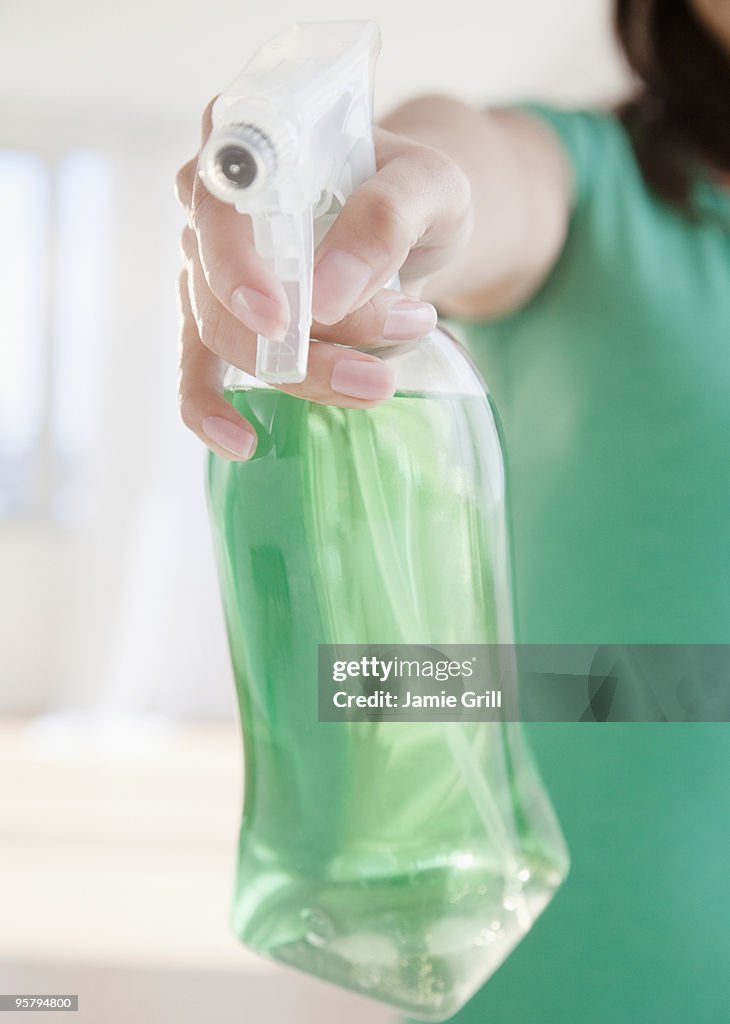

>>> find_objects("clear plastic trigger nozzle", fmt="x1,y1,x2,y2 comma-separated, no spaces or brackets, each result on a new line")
197,21,381,385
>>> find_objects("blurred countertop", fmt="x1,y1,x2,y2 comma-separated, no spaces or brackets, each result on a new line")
0,713,252,971
0,715,397,1023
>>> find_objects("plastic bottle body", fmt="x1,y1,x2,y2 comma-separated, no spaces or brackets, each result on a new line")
206,328,569,1020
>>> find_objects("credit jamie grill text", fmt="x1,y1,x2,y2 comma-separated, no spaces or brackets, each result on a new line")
319,644,517,722
317,645,730,722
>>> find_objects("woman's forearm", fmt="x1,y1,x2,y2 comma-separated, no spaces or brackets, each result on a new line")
378,95,571,319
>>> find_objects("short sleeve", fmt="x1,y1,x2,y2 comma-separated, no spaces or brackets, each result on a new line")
516,104,620,212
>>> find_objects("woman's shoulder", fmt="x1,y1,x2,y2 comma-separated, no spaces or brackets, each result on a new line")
515,103,638,211
519,104,730,229
518,103,620,137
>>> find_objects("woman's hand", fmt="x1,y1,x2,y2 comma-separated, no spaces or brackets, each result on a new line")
174,101,473,460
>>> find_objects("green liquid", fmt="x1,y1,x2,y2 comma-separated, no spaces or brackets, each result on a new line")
207,389,566,1020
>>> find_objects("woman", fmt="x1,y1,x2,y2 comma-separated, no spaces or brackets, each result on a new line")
176,1,730,1020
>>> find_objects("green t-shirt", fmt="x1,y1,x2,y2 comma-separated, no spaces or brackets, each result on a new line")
408,108,730,1023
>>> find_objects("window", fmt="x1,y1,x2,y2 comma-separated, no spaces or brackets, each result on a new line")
0,149,114,527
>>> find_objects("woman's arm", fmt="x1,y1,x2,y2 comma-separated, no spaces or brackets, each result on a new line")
378,96,572,318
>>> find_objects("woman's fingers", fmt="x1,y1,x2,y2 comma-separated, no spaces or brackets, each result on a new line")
174,158,196,211
183,238,400,408
174,106,464,453
181,238,446,451
175,118,468,350
177,269,258,461
185,223,432,357
188,168,440,348
312,288,437,348
190,182,291,341
180,237,443,454
311,128,472,325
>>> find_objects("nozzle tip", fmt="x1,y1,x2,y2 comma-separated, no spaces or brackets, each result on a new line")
216,145,259,189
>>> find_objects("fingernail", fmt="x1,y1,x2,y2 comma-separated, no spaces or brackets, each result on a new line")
231,285,288,342
330,358,395,401
383,299,438,340
202,416,256,459
312,250,372,325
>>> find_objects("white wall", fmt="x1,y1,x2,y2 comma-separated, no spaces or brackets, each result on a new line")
0,0,630,719
3,1,627,119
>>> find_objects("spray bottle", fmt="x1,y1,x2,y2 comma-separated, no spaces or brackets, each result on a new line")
200,22,569,1020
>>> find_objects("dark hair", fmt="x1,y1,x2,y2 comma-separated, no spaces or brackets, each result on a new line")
615,0,730,213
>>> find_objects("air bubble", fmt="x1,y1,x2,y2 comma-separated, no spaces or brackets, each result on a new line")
474,927,497,947
300,907,335,947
